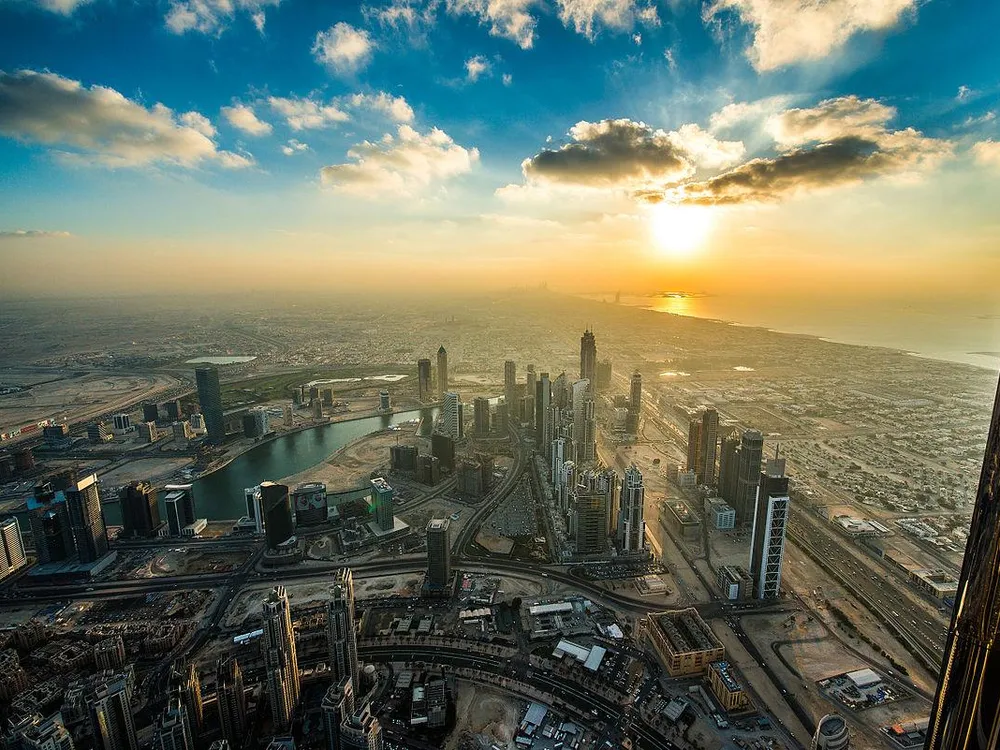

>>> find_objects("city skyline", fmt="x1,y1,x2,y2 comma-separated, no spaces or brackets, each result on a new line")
1,0,998,305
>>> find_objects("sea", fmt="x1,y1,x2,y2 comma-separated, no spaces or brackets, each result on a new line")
586,293,1000,372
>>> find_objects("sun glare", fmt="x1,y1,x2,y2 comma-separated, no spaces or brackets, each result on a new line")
649,203,712,257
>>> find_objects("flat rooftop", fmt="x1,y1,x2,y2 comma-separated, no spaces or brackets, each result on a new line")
654,608,723,654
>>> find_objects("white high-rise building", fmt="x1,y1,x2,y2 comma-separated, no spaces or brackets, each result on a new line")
262,586,300,730
617,465,646,553
550,438,569,486
327,569,360,691
244,486,264,535
0,517,26,580
558,461,576,515
442,392,463,440
749,459,790,600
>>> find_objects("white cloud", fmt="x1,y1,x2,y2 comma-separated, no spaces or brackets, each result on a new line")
767,95,896,148
347,92,414,123
556,0,659,40
312,22,374,75
705,0,919,71
957,85,973,102
708,95,794,133
972,140,1000,169
0,229,72,239
667,123,745,168
165,0,282,36
465,55,492,82
268,95,350,131
19,0,92,14
0,69,236,168
281,139,309,156
365,0,438,42
320,124,479,197
218,150,255,169
446,0,538,49
663,47,677,71
221,103,273,136
502,73,513,86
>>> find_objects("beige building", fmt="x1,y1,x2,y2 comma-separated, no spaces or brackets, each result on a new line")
708,661,752,712
644,608,724,676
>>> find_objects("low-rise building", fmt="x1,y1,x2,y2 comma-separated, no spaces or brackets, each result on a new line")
644,608,725,676
707,661,752,712
706,498,736,530
662,501,701,541
717,565,752,601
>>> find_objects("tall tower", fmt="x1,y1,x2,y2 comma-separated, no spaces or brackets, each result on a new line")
580,329,597,384
216,657,247,749
328,568,360,690
618,465,646,553
88,675,138,750
734,430,764,525
0,517,27,579
442,392,463,440
164,485,196,537
535,372,551,448
261,481,294,549
339,702,383,750
322,677,355,750
686,419,703,477
700,408,720,486
749,457,789,600
436,346,448,397
717,430,740,504
262,586,300,731
425,518,451,588
417,359,432,401
154,698,194,750
65,474,108,563
195,366,225,444
627,371,642,433
473,396,491,437
525,366,536,409
369,478,394,532
503,360,516,407
119,481,160,538
170,661,203,733
575,489,608,556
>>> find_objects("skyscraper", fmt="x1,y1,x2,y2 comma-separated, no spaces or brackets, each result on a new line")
119,481,161,538
442,392,463,440
16,713,74,750
425,518,451,588
64,474,108,563
503,360,516,407
154,698,194,750
369,478,394,531
534,372,550,448
580,328,597,384
261,481,294,549
473,396,490,437
88,675,138,750
734,430,764,525
436,346,448,397
0,516,27,580
618,465,646,553
216,657,247,749
164,485,196,537
322,677,355,750
700,408,720,486
687,419,703,477
262,586,300,731
717,430,740,504
572,383,596,465
525,365,536,409
627,370,642,433
575,490,608,556
170,661,203,733
328,568,360,690
195,366,225,444
417,358,432,401
28,483,74,564
749,458,789,600
339,702,383,750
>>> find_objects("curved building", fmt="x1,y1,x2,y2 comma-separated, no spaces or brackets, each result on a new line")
292,482,327,526
812,714,850,750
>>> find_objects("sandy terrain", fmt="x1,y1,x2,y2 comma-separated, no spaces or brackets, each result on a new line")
99,456,195,486
280,428,424,490
445,683,520,749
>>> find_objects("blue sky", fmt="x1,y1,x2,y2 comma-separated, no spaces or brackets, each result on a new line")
1,0,999,297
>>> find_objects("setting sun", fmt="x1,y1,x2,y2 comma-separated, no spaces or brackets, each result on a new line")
649,203,713,257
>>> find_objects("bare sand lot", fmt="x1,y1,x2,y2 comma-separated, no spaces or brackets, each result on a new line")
0,370,181,434
445,683,520,749
280,428,424,490
99,456,195,486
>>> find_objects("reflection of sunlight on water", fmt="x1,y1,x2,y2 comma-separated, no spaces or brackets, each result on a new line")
659,371,691,377
651,295,697,317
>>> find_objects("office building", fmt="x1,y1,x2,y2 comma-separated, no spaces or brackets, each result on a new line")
644,608,725,677
369,478,394,531
0,517,27,580
292,482,327,526
142,403,159,424
617,465,646,553
734,430,764,526
339,703,383,750
596,358,612,390
580,328,597,384
163,400,182,421
16,713,74,750
28,484,74,564
525,365,536,410
243,407,269,438
473,396,490,437
328,568,360,689
503,360,516,407
811,714,850,750
88,675,137,750
717,565,753,601
425,518,451,588
551,437,569,486
216,657,247,749
706,498,736,530
708,661,752,713
417,359,432,401
417,455,440,485
436,346,448,397
119,481,162,538
87,421,112,444
244,485,264,534
154,699,194,750
717,430,740,504
573,392,596,464
261,482,294,549
534,372,551,448
686,422,703,483
574,478,610,556
164,485,196,537
112,414,131,433
65,474,108,563
389,444,418,472
262,586,300,731
442,392,463,441
749,458,790,600
171,661,203,732
94,635,127,670
322,677,355,750
627,370,642,432
195,367,226,443
699,408,720,486
430,433,455,472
